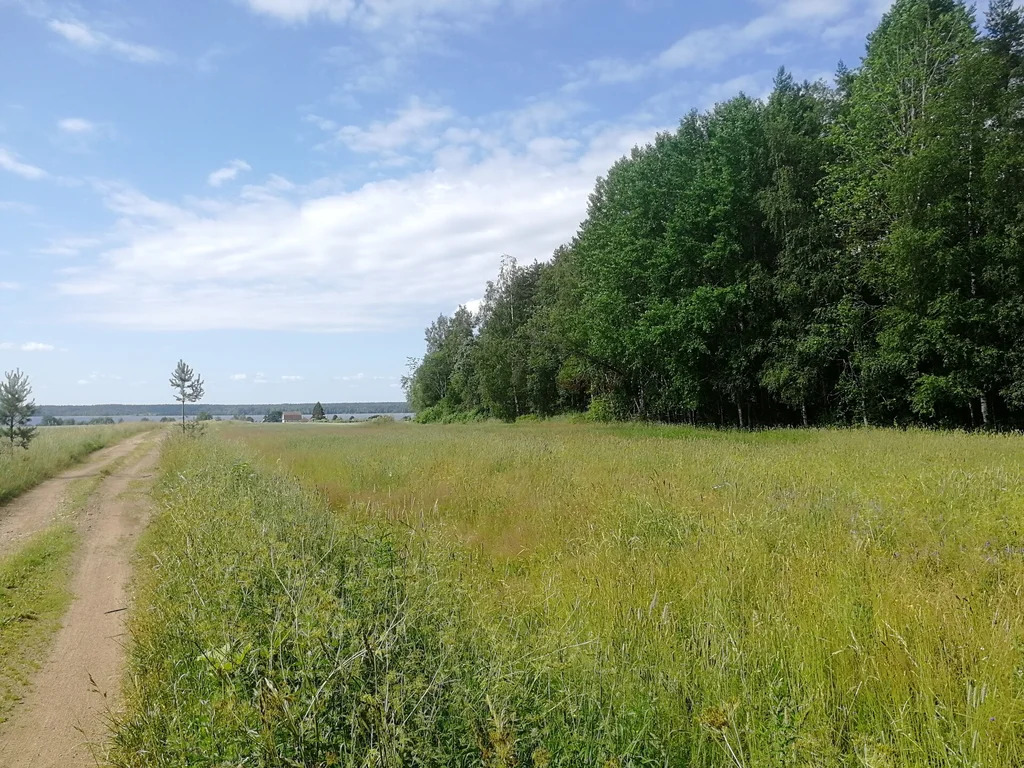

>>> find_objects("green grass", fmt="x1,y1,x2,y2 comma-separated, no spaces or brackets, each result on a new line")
0,525,77,723
0,423,156,505
113,423,1024,767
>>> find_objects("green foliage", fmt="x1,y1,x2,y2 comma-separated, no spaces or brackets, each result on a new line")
0,369,37,451
169,359,205,433
583,394,617,422
414,404,489,424
403,306,478,412
311,401,325,421
263,409,283,423
404,0,1024,429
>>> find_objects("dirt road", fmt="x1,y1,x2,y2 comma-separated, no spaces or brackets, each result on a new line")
0,431,162,767
0,431,154,558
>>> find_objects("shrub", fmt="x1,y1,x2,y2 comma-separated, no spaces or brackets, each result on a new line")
583,394,617,422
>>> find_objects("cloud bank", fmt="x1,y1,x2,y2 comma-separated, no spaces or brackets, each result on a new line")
60,119,654,332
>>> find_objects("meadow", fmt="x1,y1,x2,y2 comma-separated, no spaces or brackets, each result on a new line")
112,422,1024,767
0,422,155,505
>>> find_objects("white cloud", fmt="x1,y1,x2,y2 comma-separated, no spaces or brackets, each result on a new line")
459,298,483,315
569,0,870,89
0,282,20,290
75,371,121,384
58,118,657,333
0,148,47,180
47,19,167,64
337,372,365,381
304,113,338,132
335,98,453,156
37,236,103,257
208,159,252,187
58,117,96,134
239,0,544,30
0,201,35,214
321,46,406,94
230,373,248,380
700,72,776,107
564,57,651,89
0,341,55,352
281,375,304,381
242,0,553,96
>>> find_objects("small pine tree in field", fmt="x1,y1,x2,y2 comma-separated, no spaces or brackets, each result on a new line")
169,359,205,433
312,401,325,421
0,369,37,451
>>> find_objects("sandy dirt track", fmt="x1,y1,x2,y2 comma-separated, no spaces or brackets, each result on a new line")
0,431,162,767
0,431,154,558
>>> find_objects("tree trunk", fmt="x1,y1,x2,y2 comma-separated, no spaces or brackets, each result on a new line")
181,398,186,433
801,402,808,428
980,394,990,428
736,400,744,430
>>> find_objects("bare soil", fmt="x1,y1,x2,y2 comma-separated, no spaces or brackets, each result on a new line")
0,432,162,766
0,432,153,558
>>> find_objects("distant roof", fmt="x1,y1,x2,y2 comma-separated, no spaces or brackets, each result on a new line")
282,411,303,420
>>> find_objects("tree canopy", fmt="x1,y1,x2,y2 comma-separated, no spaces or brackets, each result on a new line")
405,0,1024,429
169,360,206,433
0,369,37,450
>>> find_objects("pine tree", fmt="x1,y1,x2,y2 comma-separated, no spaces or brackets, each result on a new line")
169,359,205,433
0,369,37,450
312,401,325,421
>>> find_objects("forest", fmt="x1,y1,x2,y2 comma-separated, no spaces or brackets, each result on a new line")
404,0,1024,428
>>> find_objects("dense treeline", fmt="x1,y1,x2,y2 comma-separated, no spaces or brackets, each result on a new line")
406,0,1024,428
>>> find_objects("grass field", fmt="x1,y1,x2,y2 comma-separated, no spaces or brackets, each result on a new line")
113,422,1024,767
0,423,155,505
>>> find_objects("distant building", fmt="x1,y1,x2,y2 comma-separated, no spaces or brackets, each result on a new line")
282,411,304,423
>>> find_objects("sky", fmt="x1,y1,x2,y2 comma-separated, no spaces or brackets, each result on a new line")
0,0,897,405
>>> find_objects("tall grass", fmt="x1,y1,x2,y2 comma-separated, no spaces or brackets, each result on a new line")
0,423,155,504
115,424,1024,766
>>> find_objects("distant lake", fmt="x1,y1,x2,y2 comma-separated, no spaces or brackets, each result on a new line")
263,413,416,423
29,412,415,426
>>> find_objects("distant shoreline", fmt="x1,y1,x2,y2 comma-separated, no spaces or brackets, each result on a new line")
35,402,412,418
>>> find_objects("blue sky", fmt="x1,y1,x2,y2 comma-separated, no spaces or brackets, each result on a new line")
0,0,895,405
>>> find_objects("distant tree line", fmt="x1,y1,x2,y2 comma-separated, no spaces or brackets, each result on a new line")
34,401,410,419
39,415,128,426
405,0,1024,429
